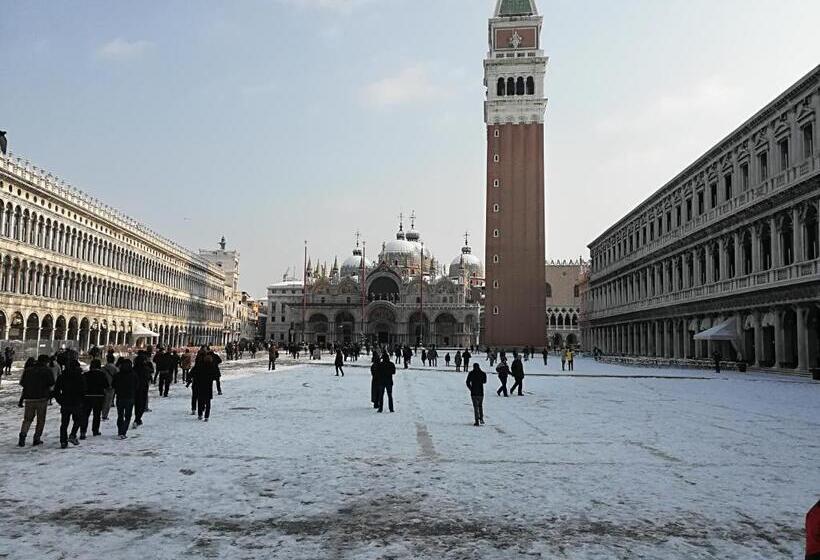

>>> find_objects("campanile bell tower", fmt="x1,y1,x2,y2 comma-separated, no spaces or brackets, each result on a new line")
484,0,548,347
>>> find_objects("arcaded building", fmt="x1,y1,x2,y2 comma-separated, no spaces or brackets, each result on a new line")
587,66,820,374
266,223,482,348
0,151,226,355
483,0,548,348
546,259,587,349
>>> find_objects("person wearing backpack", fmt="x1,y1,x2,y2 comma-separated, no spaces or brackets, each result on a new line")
495,359,510,397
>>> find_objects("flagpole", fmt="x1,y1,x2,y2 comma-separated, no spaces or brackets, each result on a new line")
361,240,367,345
302,241,307,345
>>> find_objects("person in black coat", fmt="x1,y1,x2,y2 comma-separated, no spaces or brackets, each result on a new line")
334,350,344,377
52,361,86,448
466,363,487,426
112,360,137,439
18,355,55,447
462,349,472,372
376,353,396,413
133,351,153,427
191,354,217,421
495,359,510,397
510,356,525,396
154,348,174,397
80,359,110,438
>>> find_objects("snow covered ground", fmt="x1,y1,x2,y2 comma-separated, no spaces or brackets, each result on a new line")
0,355,817,559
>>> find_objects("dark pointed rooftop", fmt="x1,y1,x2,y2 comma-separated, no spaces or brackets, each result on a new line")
496,0,536,17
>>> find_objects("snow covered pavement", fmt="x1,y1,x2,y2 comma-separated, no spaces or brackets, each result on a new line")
0,356,817,559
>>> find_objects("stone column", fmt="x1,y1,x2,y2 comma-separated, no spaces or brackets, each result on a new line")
793,206,804,262
655,321,663,358
774,308,785,368
718,238,728,281
682,319,691,359
751,225,761,272
692,249,700,286
770,216,781,268
733,232,743,277
705,244,715,284
796,305,810,372
753,312,764,366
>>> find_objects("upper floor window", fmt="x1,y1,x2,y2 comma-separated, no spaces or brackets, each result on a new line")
724,174,733,201
675,205,682,227
665,211,671,232
740,163,749,190
803,123,814,159
758,151,769,181
497,78,505,97
493,154,500,163
526,77,535,95
709,183,718,208
697,191,705,215
686,199,692,222
779,138,790,170
494,129,501,138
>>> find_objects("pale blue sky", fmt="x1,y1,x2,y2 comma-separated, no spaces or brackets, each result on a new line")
2,0,819,296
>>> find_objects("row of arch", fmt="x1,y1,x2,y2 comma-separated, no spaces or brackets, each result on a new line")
0,253,221,323
496,76,536,97
0,194,222,301
592,201,820,311
0,309,223,352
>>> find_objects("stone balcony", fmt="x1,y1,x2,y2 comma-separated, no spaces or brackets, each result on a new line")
588,258,820,321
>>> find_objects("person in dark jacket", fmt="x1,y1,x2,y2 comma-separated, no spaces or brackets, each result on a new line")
112,360,137,439
376,353,396,413
542,348,549,366
52,361,86,449
334,350,345,377
18,358,36,408
101,355,118,421
495,359,510,397
155,348,174,397
370,352,380,409
170,350,181,384
80,359,110,439
191,354,217,421
466,363,487,426
209,349,223,396
133,351,153,427
510,356,525,396
713,350,722,374
18,355,55,447
808,500,820,560
462,349,472,372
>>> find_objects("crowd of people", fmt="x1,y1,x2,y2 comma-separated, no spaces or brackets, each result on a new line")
15,344,224,449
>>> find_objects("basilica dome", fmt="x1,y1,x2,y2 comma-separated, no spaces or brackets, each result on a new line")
449,240,484,279
340,253,373,278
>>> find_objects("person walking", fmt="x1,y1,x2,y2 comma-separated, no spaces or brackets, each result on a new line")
52,360,86,449
466,363,487,426
510,355,525,396
180,349,193,383
191,353,217,421
454,351,462,372
268,345,278,371
713,350,722,374
334,349,345,377
542,348,549,366
462,348,472,372
567,348,575,371
80,359,110,439
101,355,118,421
445,353,451,368
370,353,380,409
133,351,153,428
5,346,15,375
18,354,55,447
561,349,567,371
112,360,137,439
18,358,36,409
495,359,510,397
155,347,174,398
376,353,396,413
171,350,181,384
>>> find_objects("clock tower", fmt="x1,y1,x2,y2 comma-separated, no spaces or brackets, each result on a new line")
483,0,548,348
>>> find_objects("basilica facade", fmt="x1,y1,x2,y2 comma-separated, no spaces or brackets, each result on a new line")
266,221,483,348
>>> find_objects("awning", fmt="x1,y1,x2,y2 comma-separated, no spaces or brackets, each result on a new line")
131,324,159,338
693,317,738,342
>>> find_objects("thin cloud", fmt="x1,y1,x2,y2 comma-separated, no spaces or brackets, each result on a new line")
96,38,154,61
362,65,444,108
279,0,372,12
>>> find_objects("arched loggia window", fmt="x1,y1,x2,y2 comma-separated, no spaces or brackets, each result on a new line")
516,77,525,95
526,76,535,95
507,77,515,96
497,78,505,97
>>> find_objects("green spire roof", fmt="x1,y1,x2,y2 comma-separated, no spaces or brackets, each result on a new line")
497,0,536,17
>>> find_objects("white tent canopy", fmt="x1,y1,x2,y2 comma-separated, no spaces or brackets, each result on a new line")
131,324,159,339
693,317,738,342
